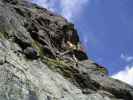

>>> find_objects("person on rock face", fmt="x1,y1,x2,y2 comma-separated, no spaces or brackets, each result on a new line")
62,41,86,66
66,41,76,50
66,41,85,54
60,23,87,63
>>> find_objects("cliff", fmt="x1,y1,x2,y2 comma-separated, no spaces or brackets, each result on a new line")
0,0,133,100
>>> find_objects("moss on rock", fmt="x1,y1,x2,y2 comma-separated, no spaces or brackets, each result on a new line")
42,56,74,78
32,40,44,57
0,32,9,39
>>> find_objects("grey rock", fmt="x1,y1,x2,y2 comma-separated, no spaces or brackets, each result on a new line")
0,0,132,100
24,47,38,59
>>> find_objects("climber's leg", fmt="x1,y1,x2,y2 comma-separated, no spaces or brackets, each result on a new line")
72,54,78,67
57,50,71,57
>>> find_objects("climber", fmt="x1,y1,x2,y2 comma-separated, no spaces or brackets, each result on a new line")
58,40,87,65
66,41,76,50
62,41,82,64
65,41,78,67
57,41,76,60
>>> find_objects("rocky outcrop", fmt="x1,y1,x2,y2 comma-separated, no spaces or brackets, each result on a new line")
0,0,133,100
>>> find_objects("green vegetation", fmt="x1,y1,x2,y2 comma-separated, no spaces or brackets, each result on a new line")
32,40,44,57
97,67,108,75
30,8,38,13
43,57,68,66
42,56,74,78
0,32,8,39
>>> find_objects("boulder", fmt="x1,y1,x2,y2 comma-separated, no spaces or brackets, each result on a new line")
24,47,38,59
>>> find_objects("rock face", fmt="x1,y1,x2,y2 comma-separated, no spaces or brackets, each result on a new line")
0,0,133,100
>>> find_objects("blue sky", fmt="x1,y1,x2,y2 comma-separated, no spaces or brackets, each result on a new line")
31,0,133,85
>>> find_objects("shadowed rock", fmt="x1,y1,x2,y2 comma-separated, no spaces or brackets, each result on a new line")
24,47,38,59
0,0,132,100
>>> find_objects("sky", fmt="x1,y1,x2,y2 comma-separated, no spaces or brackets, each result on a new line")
31,0,133,86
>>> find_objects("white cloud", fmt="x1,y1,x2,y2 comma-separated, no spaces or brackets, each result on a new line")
112,54,133,86
32,0,58,12
120,53,133,62
112,66,133,86
60,0,89,20
31,0,89,21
